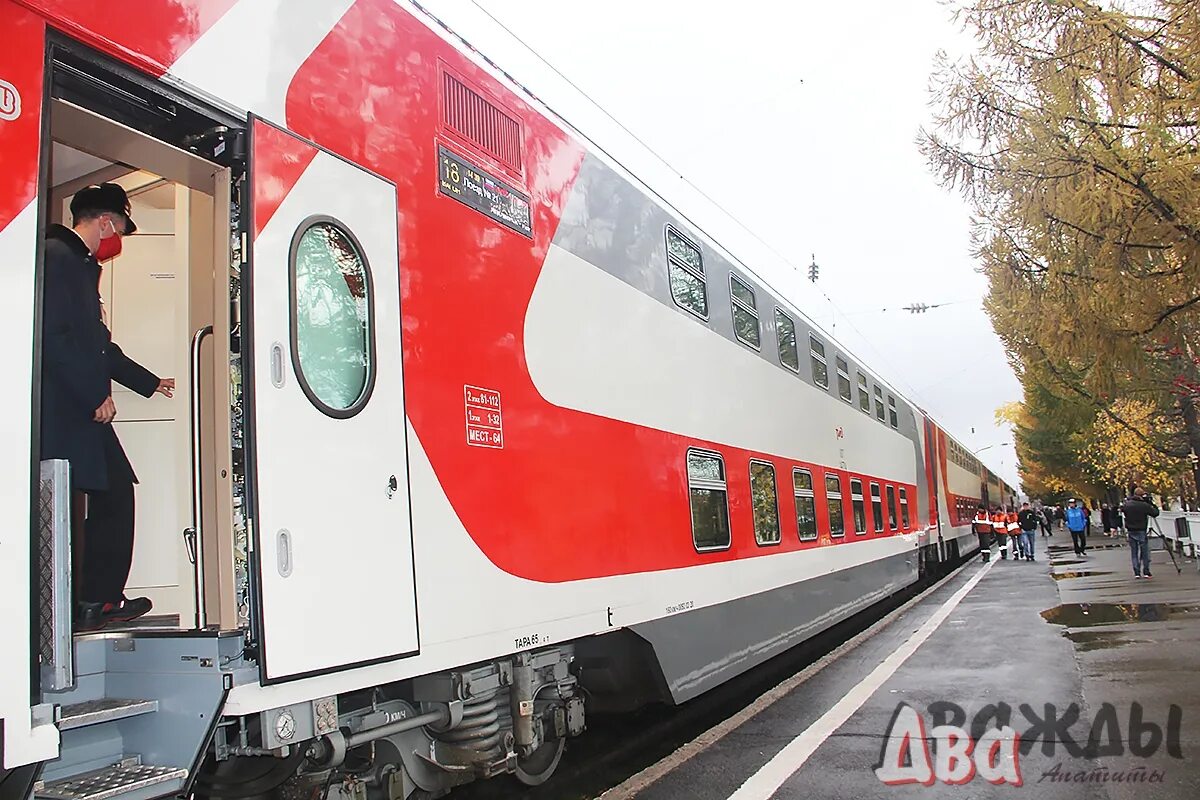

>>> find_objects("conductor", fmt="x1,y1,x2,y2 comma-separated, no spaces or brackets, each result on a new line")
41,183,174,632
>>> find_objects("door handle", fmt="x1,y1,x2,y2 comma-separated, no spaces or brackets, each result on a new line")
183,527,197,564
277,529,294,577
270,342,285,388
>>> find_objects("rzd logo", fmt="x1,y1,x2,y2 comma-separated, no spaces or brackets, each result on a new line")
0,78,22,121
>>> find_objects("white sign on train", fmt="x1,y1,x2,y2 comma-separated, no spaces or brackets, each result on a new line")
465,385,504,449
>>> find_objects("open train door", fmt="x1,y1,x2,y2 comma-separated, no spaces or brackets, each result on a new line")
247,118,418,683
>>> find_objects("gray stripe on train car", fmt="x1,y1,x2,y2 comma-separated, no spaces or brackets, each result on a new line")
632,550,919,704
599,558,977,800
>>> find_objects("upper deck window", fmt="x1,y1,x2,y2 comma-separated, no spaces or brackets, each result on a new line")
730,275,761,349
775,309,800,372
666,228,707,318
810,336,828,389
836,356,852,403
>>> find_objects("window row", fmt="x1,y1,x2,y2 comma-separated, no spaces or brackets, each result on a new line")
947,439,981,474
951,494,979,526
802,331,899,429
686,450,911,552
667,228,903,431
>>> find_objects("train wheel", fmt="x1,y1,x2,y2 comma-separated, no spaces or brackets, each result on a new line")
514,737,565,786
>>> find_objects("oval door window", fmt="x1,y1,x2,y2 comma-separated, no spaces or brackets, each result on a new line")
289,216,376,417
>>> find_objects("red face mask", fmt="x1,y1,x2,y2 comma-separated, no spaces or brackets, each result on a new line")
96,233,122,262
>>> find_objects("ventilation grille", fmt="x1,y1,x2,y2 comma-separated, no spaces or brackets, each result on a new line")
442,72,522,174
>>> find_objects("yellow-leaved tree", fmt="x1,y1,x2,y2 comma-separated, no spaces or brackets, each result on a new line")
925,0,1200,501
1078,398,1183,496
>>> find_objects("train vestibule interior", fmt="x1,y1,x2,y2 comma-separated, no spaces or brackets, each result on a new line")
45,98,242,632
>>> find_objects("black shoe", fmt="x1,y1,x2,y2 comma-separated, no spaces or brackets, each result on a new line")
74,601,107,633
102,596,153,624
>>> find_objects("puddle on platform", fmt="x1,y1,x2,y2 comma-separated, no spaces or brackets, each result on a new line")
1050,570,1114,581
1063,630,1146,652
1041,602,1200,627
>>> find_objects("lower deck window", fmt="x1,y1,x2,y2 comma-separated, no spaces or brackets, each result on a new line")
687,450,730,551
899,487,910,528
750,460,780,545
851,479,866,534
887,485,899,530
826,474,845,537
871,482,884,532
794,469,817,541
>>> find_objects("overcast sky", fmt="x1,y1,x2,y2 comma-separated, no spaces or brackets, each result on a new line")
420,0,1023,488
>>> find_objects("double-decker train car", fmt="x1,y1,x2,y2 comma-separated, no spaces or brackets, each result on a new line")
0,2,1010,798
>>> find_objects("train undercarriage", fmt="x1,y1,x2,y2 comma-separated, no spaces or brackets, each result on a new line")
195,648,585,800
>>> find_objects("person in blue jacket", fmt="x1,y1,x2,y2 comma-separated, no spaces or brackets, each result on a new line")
1064,498,1088,556
41,184,174,632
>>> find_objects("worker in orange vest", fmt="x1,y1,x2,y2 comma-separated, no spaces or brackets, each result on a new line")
1005,506,1021,560
972,504,994,562
991,506,1010,559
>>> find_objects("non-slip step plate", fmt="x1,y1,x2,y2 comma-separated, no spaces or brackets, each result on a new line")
59,698,158,730
35,763,187,800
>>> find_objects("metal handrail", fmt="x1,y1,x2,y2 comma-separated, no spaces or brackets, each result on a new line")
187,325,214,628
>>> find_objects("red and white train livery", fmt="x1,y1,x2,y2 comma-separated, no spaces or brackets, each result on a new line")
0,1,1013,797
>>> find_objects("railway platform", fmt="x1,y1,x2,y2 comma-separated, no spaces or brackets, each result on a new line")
605,534,1200,799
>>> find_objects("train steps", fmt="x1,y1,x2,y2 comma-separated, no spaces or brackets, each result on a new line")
34,630,242,800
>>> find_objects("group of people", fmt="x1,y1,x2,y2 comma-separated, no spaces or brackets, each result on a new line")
972,490,1162,579
971,503,1045,562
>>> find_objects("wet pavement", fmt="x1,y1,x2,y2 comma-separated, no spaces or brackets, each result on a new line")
607,531,1200,799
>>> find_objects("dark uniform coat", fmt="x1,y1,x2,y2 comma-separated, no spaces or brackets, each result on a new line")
41,224,160,492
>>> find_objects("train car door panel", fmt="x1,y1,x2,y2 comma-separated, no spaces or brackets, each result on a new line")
249,117,417,682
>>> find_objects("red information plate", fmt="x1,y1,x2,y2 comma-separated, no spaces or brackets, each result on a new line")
465,385,503,449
